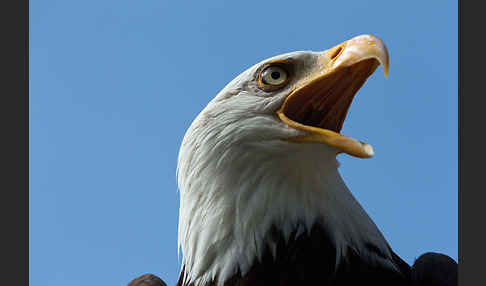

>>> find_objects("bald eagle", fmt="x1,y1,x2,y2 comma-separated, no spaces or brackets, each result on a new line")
171,35,457,286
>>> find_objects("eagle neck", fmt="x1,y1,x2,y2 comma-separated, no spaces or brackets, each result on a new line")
178,142,394,286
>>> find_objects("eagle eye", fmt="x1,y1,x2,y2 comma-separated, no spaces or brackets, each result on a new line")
258,64,290,91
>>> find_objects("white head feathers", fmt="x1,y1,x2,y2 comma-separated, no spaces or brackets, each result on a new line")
176,51,392,286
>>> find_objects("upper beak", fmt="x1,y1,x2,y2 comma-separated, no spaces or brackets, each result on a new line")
277,34,389,158
325,34,389,77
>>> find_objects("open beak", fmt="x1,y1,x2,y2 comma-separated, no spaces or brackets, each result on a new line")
277,34,389,158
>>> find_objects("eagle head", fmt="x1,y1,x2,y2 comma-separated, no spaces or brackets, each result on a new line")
177,34,391,286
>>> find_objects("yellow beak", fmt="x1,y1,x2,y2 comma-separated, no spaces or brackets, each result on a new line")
277,34,389,158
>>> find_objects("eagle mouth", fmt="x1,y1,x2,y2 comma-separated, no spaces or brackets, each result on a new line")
282,59,379,134
276,34,389,158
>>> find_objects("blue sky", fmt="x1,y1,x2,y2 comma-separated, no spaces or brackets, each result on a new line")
30,1,457,285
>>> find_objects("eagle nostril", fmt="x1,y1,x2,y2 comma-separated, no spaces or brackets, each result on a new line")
330,46,343,60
